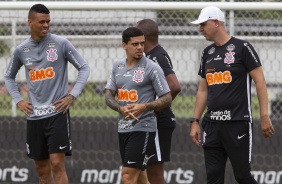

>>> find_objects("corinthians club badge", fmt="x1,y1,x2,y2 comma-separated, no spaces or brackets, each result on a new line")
132,70,145,83
224,44,235,64
46,48,58,62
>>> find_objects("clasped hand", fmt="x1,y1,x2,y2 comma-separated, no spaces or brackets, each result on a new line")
120,104,147,121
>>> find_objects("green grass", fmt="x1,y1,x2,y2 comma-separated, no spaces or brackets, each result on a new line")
0,90,260,118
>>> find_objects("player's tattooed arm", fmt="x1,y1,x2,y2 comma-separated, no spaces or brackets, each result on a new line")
145,92,172,111
105,89,120,112
66,94,76,104
52,94,76,114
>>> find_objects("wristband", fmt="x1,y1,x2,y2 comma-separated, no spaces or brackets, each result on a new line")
190,118,199,123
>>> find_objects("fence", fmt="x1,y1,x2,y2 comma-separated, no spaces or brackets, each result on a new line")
0,117,281,184
0,1,282,183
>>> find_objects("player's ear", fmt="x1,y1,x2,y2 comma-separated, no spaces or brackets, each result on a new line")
28,19,32,26
214,20,219,27
122,42,126,50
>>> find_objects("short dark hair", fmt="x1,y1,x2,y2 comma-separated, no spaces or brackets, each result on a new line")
136,19,158,43
122,27,144,44
28,4,50,18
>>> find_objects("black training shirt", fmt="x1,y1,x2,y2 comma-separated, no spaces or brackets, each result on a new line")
146,45,176,128
199,37,261,122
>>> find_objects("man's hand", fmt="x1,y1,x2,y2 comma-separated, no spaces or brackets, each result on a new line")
52,94,76,114
123,103,147,121
119,105,138,121
260,115,275,138
190,122,202,147
17,100,33,116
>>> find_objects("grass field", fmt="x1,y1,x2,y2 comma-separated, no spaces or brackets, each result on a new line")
0,90,260,118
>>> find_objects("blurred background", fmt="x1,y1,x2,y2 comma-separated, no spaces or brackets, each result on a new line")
0,0,281,183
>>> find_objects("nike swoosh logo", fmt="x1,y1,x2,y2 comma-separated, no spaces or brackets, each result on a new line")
207,59,213,63
59,146,67,149
238,134,246,139
127,161,136,164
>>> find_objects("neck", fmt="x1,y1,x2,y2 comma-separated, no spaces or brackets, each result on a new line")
126,58,140,69
214,35,231,46
31,34,47,42
214,31,231,46
144,42,158,54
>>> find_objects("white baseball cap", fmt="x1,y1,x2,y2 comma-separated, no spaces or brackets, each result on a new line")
190,6,225,24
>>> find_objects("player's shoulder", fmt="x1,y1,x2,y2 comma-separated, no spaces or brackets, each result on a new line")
14,38,31,53
153,45,167,53
143,56,156,64
148,45,169,58
112,58,126,69
230,37,256,52
142,56,161,71
49,33,68,43
114,58,126,64
202,42,217,56
230,36,248,45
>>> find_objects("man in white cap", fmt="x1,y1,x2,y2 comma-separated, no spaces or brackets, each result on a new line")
189,6,274,184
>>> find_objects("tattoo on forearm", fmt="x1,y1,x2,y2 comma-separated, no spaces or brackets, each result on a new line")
66,94,75,104
105,89,120,112
145,93,172,111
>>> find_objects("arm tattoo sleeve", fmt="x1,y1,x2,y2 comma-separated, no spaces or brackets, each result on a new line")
105,89,120,112
145,92,172,111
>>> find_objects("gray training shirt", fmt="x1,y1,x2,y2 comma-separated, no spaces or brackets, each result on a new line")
105,56,170,133
4,33,90,120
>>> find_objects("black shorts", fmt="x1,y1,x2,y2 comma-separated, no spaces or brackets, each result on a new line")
147,127,175,164
119,131,156,171
202,120,257,183
26,111,72,160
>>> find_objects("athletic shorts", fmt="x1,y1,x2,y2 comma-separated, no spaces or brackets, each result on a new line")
202,120,257,184
26,111,72,160
147,127,175,164
119,131,156,171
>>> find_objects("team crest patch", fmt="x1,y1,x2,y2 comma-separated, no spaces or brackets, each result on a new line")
224,51,235,64
23,46,30,53
25,58,33,66
132,70,145,83
118,63,125,69
46,48,58,62
137,64,145,70
224,44,235,64
208,47,215,54
48,41,56,47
